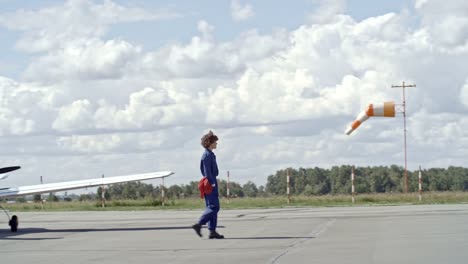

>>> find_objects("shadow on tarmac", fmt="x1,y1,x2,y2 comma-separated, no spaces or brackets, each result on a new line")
225,236,315,240
0,225,225,240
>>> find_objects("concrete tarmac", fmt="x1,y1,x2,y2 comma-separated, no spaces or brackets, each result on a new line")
1,204,468,264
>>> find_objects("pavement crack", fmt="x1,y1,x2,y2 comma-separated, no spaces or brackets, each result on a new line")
268,218,336,264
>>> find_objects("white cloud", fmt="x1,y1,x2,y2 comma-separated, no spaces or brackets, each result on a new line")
93,87,176,130
143,24,289,79
56,128,189,154
24,39,142,81
415,0,468,48
460,80,468,108
52,99,94,132
0,0,179,53
0,0,178,82
0,76,59,136
1,1,468,187
307,0,346,24
57,134,122,153
230,0,254,22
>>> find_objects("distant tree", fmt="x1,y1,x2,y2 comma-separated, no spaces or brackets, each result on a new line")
15,197,26,203
329,166,352,194
265,170,287,195
167,185,184,199
79,193,95,201
182,181,199,198
107,182,154,199
47,192,58,202
229,181,244,197
257,185,267,197
447,166,467,191
426,168,448,191
33,194,42,202
242,181,258,197
49,166,468,200
302,184,314,196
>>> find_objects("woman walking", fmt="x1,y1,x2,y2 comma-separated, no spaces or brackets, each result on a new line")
192,130,224,239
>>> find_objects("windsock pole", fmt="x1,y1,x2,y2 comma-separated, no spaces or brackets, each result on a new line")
392,82,416,193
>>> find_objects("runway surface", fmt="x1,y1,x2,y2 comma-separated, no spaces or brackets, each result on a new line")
1,204,468,264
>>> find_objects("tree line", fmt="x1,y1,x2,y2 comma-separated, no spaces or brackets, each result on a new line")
266,165,468,195
77,165,468,200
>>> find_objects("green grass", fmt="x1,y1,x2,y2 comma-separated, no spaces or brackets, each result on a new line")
2,192,468,212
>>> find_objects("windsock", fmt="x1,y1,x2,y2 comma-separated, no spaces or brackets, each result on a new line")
345,101,395,135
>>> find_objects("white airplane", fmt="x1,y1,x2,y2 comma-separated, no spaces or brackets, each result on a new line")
0,166,174,232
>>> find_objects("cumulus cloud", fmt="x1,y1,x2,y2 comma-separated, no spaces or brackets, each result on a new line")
230,0,254,21
24,39,142,81
143,23,289,79
0,0,179,53
0,76,58,136
307,0,346,24
0,0,179,82
52,99,94,132
93,87,176,130
415,0,468,47
460,79,468,110
56,128,188,154
1,0,468,187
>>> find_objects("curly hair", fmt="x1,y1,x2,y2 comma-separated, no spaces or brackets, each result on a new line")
201,130,218,148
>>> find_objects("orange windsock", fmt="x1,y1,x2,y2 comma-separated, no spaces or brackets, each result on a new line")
345,101,395,135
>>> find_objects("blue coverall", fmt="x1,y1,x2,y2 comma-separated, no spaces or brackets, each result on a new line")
198,148,220,231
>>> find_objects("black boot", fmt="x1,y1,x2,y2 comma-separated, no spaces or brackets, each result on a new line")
209,230,224,239
192,223,202,237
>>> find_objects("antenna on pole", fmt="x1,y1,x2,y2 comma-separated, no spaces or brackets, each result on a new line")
391,81,416,193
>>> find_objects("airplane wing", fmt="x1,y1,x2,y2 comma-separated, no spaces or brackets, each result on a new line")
0,171,173,198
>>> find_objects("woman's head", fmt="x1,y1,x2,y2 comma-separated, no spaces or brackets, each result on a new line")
201,130,218,150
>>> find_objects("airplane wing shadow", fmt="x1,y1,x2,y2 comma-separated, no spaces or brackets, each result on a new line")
1,225,225,240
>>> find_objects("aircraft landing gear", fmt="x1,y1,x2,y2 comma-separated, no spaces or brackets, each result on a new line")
1,204,18,232
9,215,18,232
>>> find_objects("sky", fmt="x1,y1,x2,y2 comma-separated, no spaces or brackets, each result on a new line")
0,0,467,191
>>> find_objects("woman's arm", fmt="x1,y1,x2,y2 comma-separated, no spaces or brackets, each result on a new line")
202,155,216,185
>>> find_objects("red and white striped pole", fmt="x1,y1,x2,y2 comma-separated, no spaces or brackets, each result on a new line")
418,166,422,201
161,177,165,206
287,169,290,204
101,174,106,208
227,171,230,204
351,166,355,203
40,176,44,210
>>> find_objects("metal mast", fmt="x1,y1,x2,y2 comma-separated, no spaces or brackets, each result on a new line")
391,81,416,193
